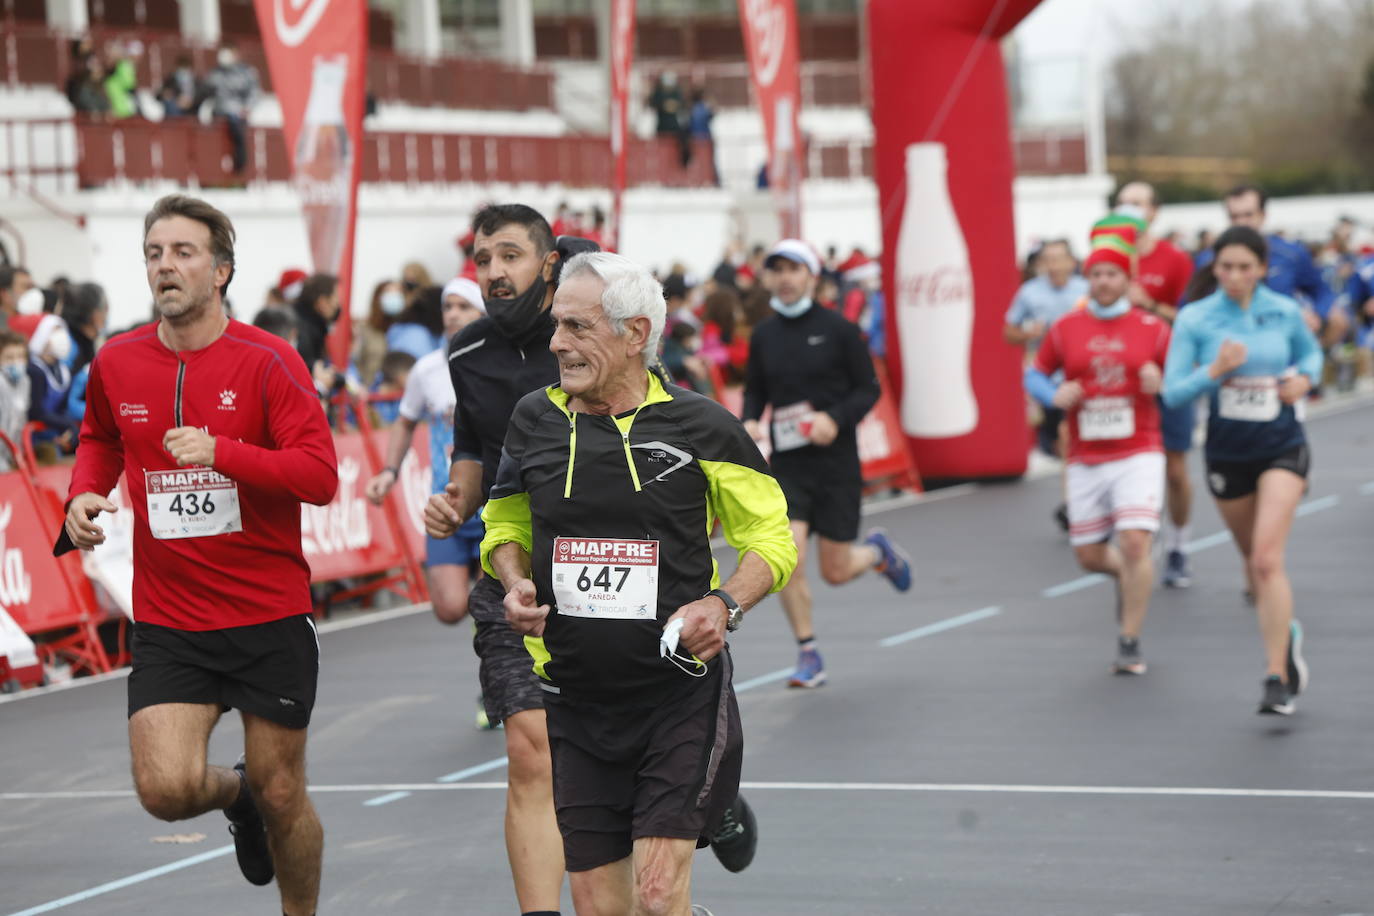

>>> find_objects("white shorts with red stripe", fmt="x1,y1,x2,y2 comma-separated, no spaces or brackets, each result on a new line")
1065,451,1165,547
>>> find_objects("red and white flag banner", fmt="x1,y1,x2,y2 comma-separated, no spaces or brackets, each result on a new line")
252,0,368,368
738,0,804,238
609,0,637,250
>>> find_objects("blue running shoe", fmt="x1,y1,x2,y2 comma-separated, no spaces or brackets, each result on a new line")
788,649,826,688
1163,550,1192,588
865,528,913,592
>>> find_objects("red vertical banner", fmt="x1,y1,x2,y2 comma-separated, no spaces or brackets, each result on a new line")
609,0,636,251
738,0,803,238
253,0,368,369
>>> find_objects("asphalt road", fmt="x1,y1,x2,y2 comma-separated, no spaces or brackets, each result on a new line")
3,398,1372,916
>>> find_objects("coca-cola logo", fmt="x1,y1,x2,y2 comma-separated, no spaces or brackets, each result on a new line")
897,266,972,307
742,0,787,88
275,0,332,48
301,457,371,555
0,504,33,611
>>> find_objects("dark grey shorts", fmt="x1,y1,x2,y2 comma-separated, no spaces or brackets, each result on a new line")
468,576,544,725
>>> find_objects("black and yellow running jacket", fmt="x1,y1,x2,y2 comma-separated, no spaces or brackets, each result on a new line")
480,370,796,702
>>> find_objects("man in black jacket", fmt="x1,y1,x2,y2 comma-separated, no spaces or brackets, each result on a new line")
742,239,914,689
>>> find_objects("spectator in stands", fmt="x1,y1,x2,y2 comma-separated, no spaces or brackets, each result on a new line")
400,261,432,305
66,43,110,117
688,85,718,184
354,279,403,387
386,284,444,359
292,273,342,396
201,41,259,174
700,286,751,384
662,272,699,331
648,70,690,166
0,265,34,329
0,328,28,471
102,39,141,120
661,321,712,395
252,306,298,346
551,201,572,237
158,55,199,119
263,267,307,312
371,350,416,424
20,313,78,456
60,282,108,376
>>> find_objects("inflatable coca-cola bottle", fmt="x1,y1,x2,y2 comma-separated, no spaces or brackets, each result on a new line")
294,55,352,274
895,142,978,438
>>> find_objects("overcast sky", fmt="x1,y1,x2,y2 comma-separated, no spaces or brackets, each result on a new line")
1012,0,1244,60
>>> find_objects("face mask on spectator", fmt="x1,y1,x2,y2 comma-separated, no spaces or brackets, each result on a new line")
1,362,23,385
46,327,72,362
380,290,405,315
217,49,235,67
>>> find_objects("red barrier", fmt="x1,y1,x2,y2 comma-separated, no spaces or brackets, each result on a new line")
0,429,117,676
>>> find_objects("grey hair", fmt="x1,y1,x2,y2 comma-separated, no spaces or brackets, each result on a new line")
559,251,666,359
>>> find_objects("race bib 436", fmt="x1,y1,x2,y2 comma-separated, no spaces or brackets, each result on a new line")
145,469,243,540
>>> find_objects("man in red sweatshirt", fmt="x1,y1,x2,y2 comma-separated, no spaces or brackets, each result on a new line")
60,195,337,916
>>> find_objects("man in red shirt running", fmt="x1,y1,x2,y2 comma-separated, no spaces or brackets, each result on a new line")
1029,215,1171,675
60,195,338,916
1115,181,1198,589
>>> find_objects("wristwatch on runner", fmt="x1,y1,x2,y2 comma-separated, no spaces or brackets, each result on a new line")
707,588,744,631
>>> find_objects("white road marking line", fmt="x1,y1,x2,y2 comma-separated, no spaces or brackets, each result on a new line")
436,757,509,784
1294,494,1340,516
1041,574,1107,598
2,845,235,916
361,791,412,806
879,606,1001,647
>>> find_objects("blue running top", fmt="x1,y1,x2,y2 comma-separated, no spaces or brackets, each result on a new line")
1162,285,1323,462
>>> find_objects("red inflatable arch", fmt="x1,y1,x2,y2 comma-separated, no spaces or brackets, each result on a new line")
869,0,1046,480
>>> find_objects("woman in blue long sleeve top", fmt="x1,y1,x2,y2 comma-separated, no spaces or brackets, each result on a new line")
1163,226,1323,716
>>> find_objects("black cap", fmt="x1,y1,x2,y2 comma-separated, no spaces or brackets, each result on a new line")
552,235,601,288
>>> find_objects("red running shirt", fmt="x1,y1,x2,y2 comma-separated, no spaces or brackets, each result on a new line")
1034,308,1172,465
1137,238,1194,308
68,321,338,631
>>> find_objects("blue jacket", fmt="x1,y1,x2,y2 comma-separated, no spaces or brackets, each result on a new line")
1196,234,1334,318
1163,286,1322,462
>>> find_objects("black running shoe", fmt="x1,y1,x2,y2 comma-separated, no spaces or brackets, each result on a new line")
1054,503,1069,533
225,755,274,886
709,794,758,873
1258,675,1294,716
1111,636,1146,676
1285,620,1308,696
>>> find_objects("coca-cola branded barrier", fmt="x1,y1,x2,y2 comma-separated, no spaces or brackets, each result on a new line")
869,0,1045,480
253,0,368,370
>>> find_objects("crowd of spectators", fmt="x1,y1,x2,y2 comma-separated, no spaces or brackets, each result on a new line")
65,36,259,173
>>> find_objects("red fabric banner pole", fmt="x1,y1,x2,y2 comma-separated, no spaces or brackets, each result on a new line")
609,0,636,251
252,0,368,369
739,0,803,238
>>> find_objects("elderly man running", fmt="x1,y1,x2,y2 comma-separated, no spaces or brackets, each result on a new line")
482,251,797,916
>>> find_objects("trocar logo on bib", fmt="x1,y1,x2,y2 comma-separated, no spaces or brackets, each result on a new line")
895,143,978,439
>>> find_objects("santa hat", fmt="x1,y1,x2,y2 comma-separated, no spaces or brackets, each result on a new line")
442,277,485,313
12,313,63,355
1083,214,1143,276
277,268,308,302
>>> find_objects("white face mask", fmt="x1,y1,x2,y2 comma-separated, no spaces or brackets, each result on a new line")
16,287,43,315
217,49,235,67
380,290,406,316
46,326,72,362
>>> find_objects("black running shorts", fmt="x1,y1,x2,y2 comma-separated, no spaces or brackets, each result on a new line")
771,454,862,543
127,614,319,729
543,650,744,872
469,576,545,726
1206,443,1310,501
